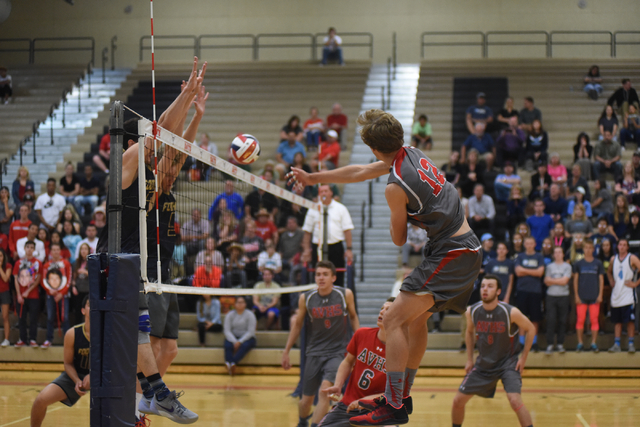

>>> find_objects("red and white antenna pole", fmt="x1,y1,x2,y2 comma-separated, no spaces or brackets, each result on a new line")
150,0,161,287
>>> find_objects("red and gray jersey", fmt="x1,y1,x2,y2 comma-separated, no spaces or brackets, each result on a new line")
387,147,464,242
304,286,348,357
470,301,521,373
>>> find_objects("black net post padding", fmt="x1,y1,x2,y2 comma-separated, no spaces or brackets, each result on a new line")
90,253,139,427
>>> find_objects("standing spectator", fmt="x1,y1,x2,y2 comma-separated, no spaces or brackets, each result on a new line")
607,239,639,353
280,115,304,143
461,122,495,162
465,92,493,134
441,151,463,185
59,163,80,205
244,184,279,219
17,223,45,263
61,221,82,264
496,116,525,167
193,254,222,288
568,164,591,202
257,240,282,274
302,184,354,287
566,233,586,264
583,65,603,100
0,186,15,237
321,27,344,66
210,180,244,220
73,165,100,217
496,96,519,129
0,249,11,346
0,66,12,104
509,233,524,259
598,105,619,142
194,237,224,271
182,208,210,256
319,130,341,170
607,78,639,118
620,104,640,147
565,204,592,237
610,195,630,240
519,97,542,133
12,166,34,205
225,243,248,288
525,119,549,166
326,103,348,144
573,132,593,180
484,241,514,303
223,296,257,374
402,223,428,266
71,243,90,324
468,184,495,238
625,211,640,255
573,239,604,352
528,162,552,201
13,241,42,347
544,246,572,354
74,224,98,259
240,221,265,284
278,216,304,262
543,184,567,223
506,186,527,235
494,161,521,202
41,243,73,348
591,179,614,218
276,133,307,179
253,268,281,330
303,107,325,149
527,199,555,251
411,114,433,150
196,295,222,347
547,154,568,188
35,178,66,232
93,127,111,173
514,236,544,352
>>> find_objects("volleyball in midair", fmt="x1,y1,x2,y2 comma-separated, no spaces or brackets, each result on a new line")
230,133,261,165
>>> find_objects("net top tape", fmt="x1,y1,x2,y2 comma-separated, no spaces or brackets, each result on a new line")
144,282,318,296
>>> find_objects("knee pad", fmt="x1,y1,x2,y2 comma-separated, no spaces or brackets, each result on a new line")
138,312,151,334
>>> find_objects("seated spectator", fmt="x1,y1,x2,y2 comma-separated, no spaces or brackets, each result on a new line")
615,161,640,205
257,240,282,274
195,237,225,271
35,178,66,232
199,132,218,156
456,185,469,218
620,104,640,147
254,209,279,246
223,296,257,375
59,163,80,205
609,195,630,240
0,66,12,104
41,245,73,348
592,218,617,253
0,249,10,346
319,130,341,170
567,187,592,218
170,234,186,279
402,223,427,266
544,246,572,354
411,114,433,150
61,220,82,263
465,92,494,134
56,205,82,235
459,149,485,198
529,162,552,201
9,204,31,260
196,295,222,347
519,97,542,133
525,119,549,166
496,97,519,130
573,239,604,352
547,153,568,188
321,27,344,66
280,115,304,143
91,207,106,235
565,203,593,237
74,224,98,259
607,78,639,118
38,228,50,255
182,208,210,257
441,151,463,185
17,223,45,263
244,182,279,220
209,180,244,221
625,211,640,254
496,116,525,167
241,221,265,284
225,243,248,288
0,186,14,238
598,105,619,142
568,164,591,202
593,131,622,181
93,127,111,173
12,166,34,205
509,233,524,259
527,199,555,251
253,268,281,330
193,254,222,288
592,179,614,218
566,232,586,264
73,165,100,217
506,185,526,234
468,184,495,238
193,133,218,181
303,107,324,148
494,161,521,202
276,132,307,178
49,231,71,261
461,122,495,162
326,103,348,144
544,184,568,223
552,222,572,253
573,132,594,180
13,243,42,347
216,209,239,256
583,65,604,100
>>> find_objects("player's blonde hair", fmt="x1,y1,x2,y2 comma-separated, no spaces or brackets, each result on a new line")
357,109,404,154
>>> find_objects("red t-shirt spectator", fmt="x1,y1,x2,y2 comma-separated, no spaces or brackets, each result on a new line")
99,133,110,153
41,259,72,296
46,246,72,261
193,265,222,288
304,118,324,133
0,262,9,293
13,257,41,299
255,220,278,242
327,113,348,133
319,141,341,167
9,219,31,256
0,233,8,253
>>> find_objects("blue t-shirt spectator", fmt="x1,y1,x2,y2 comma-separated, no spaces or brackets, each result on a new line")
515,252,545,294
526,214,555,250
277,141,306,165
209,192,244,220
466,104,494,122
463,133,495,155
484,258,514,300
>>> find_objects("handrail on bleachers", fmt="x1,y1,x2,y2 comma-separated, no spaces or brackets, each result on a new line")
198,34,257,60
32,37,95,65
139,35,198,61
486,31,549,58
0,38,33,63
255,33,315,60
421,31,486,58
613,31,640,57
549,31,613,57
313,32,374,59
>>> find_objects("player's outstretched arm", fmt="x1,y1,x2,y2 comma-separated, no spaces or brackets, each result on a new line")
322,352,356,401
282,294,306,370
345,289,360,331
511,307,535,374
464,308,475,374
385,183,409,246
287,161,389,187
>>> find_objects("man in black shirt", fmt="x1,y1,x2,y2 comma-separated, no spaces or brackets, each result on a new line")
607,79,640,117
74,165,100,217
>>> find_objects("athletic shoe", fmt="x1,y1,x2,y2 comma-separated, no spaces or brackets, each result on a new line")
349,402,409,426
139,395,158,415
545,345,554,355
135,415,151,427
152,390,198,424
359,396,413,415
1,339,9,347
531,343,540,353
590,344,599,353
30,340,38,348
556,344,566,354
41,341,51,349
14,340,25,348
230,363,237,376
629,343,636,354
225,362,232,375
576,343,584,352
608,344,621,353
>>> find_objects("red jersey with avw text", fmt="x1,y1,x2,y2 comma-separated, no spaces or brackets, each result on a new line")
342,327,387,405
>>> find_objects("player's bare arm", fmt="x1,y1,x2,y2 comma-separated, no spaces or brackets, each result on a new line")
510,307,535,374
322,352,356,401
287,161,389,188
607,255,615,286
573,273,581,305
464,307,475,374
281,293,306,370
385,183,409,246
345,288,360,331
625,254,640,288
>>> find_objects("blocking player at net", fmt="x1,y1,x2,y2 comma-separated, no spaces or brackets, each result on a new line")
288,109,482,425
451,275,535,427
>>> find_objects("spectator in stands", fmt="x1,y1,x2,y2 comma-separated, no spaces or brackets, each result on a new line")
597,238,615,291
73,165,100,217
253,268,281,330
195,237,224,271
583,65,603,100
544,184,567,223
254,209,279,246
496,116,525,167
598,105,619,142
196,295,222,347
0,249,10,347
547,153,568,189
41,244,72,348
573,132,593,180
461,122,495,162
216,209,239,256
225,243,248,288
17,223,45,263
74,224,98,259
494,161,520,203
0,186,15,238
402,223,428,266
592,179,614,218
527,199,555,251
552,222,572,253
626,211,640,255
607,239,639,353
607,78,639,118
9,204,31,260
61,220,81,264
525,119,549,167
193,133,218,181
544,246,572,355
0,66,12,104
13,242,42,348
497,97,519,130
193,254,222,288
55,205,82,235
49,231,71,261
514,236,544,352
183,208,210,256
568,164,591,202
321,27,344,66
257,239,282,274
326,103,348,145
468,184,495,238
93,127,111,173
573,239,604,352
170,234,186,279
593,218,617,251
441,151,463,185
465,92,494,134
506,185,526,235
276,132,307,178
59,163,80,205
484,242,514,302
210,180,244,220
620,104,640,147
519,97,542,133
565,204,593,237
244,181,279,220
567,187,592,219
12,166,34,205
91,206,106,235
223,296,257,375
319,130,341,170
38,228,50,255
610,195,630,240
199,132,218,156
21,191,39,225
459,148,485,198
615,161,640,205
278,216,303,278
509,233,524,259
593,131,622,181
516,222,531,239
280,115,304,143
304,107,325,149
35,178,66,232
240,220,265,284
411,114,433,150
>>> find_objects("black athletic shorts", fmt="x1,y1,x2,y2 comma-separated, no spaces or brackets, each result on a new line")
318,402,369,427
148,292,180,340
611,304,635,324
516,291,542,323
401,230,482,313
458,361,522,398
0,291,11,305
302,354,343,397
51,372,85,407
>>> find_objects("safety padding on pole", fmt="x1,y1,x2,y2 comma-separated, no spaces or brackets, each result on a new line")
90,253,139,427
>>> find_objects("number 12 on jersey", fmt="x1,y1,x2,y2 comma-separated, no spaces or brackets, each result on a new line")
417,157,446,196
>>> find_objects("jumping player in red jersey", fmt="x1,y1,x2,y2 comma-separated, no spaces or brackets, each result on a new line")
288,109,482,425
318,297,396,427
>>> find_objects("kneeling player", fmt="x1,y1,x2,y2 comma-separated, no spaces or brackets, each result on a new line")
30,296,91,427
452,275,535,427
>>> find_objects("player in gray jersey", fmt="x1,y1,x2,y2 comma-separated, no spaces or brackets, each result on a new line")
288,109,482,425
282,261,359,427
452,275,535,427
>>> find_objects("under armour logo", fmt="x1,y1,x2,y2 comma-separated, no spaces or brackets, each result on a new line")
487,314,493,318
322,299,328,303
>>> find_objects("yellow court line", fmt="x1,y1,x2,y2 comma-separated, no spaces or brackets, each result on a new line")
576,413,590,427
0,406,63,427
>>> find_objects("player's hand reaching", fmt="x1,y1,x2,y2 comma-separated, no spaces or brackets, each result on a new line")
516,357,526,374
464,360,473,374
281,351,291,370
347,400,363,413
322,385,341,402
193,85,209,118
286,167,314,192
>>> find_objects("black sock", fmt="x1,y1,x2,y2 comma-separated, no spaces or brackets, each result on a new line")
147,373,170,400
453,424,462,427
137,372,153,398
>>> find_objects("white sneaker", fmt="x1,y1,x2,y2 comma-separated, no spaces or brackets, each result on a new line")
556,344,566,354
139,394,158,415
0,339,9,347
152,390,199,424
545,345,554,355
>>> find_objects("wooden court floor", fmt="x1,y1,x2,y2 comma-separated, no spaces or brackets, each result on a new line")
0,371,638,427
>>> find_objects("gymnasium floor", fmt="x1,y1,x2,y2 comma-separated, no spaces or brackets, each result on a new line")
1,371,638,427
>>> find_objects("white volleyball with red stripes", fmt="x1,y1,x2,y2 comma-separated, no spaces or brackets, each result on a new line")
230,133,261,165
